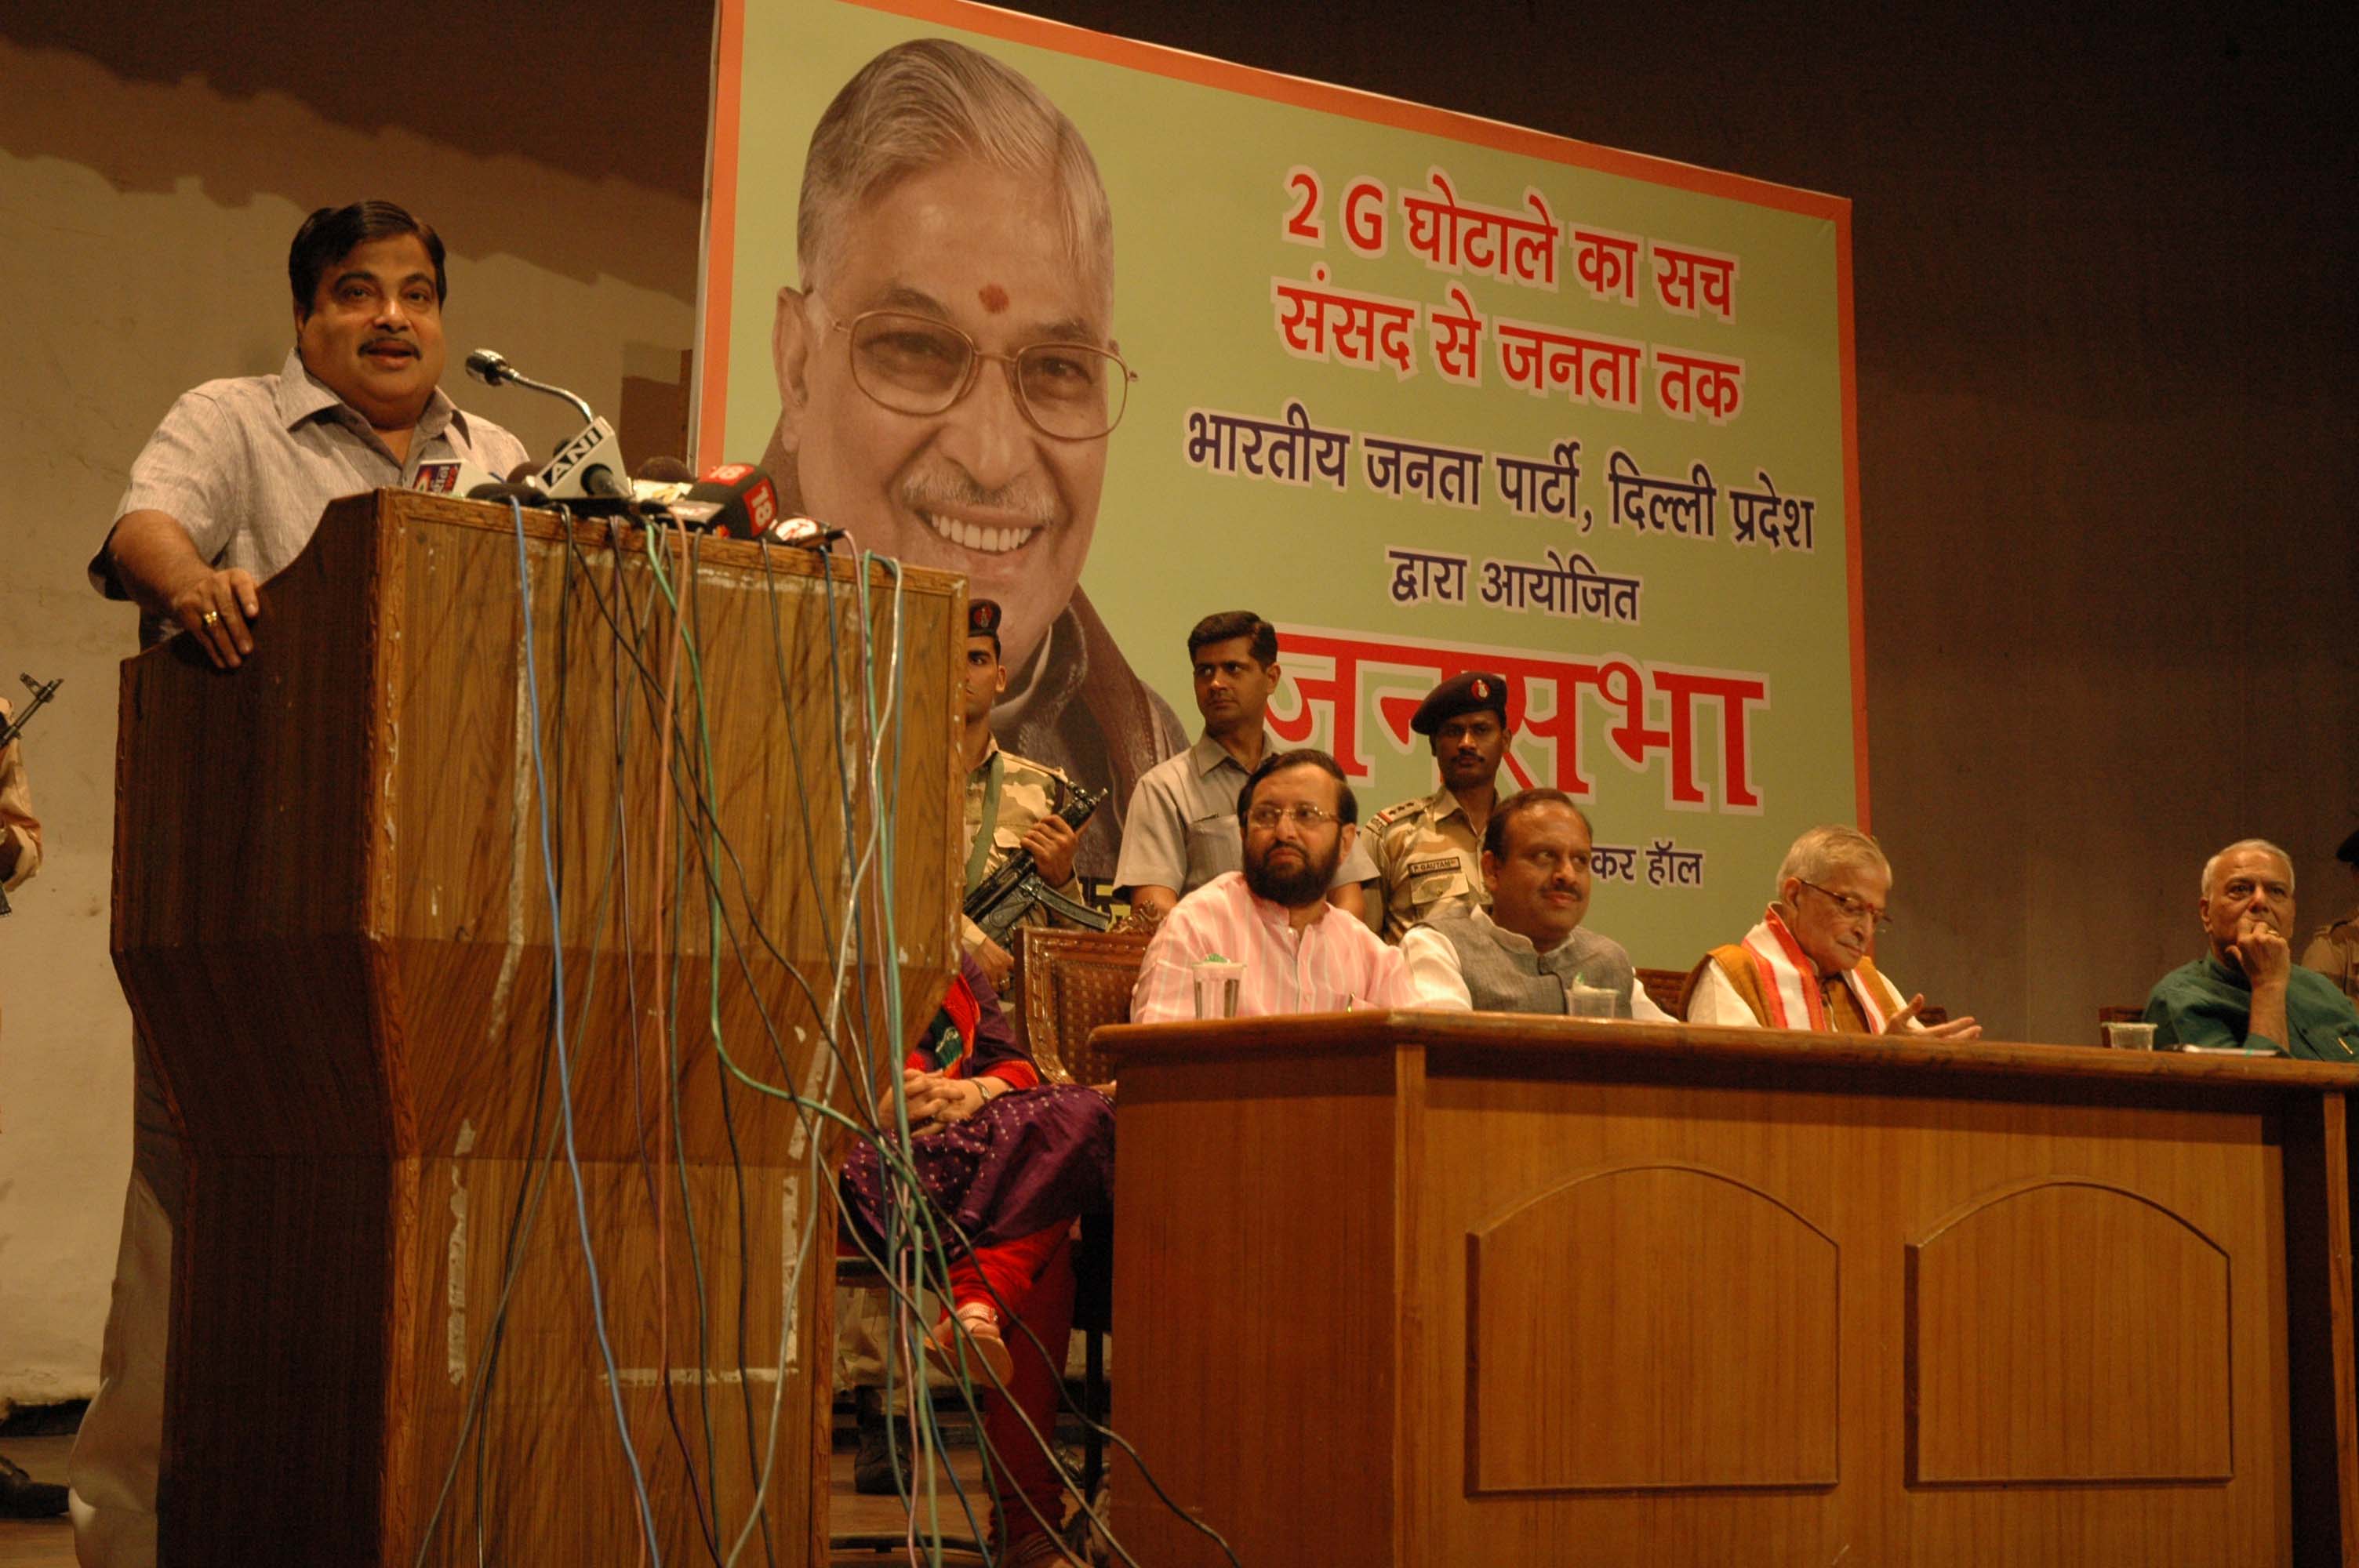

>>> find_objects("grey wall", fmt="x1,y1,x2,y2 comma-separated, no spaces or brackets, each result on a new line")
2,0,2350,1400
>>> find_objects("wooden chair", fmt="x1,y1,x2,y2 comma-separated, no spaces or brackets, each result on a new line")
1021,925,1156,1087
1017,924,1153,1541
1636,967,1691,1021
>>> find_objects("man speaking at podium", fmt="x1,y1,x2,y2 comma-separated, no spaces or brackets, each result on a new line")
759,38,1184,879
73,201,526,1566
89,200,529,667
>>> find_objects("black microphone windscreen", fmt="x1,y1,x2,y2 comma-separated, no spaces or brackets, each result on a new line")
634,455,696,484
467,481,547,504
684,463,782,540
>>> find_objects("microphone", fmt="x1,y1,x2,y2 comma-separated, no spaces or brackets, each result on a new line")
467,459,551,505
540,417,629,504
765,516,847,548
463,347,625,504
629,455,698,510
463,349,594,425
672,463,847,546
666,463,790,539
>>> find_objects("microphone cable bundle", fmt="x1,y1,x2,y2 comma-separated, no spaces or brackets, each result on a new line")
396,392,1235,1563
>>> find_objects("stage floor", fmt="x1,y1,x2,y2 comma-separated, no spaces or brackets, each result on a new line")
0,1434,1028,1566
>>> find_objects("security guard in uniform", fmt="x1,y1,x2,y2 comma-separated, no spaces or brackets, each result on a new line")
2302,826,2359,1004
1360,670,1517,943
958,599,1086,991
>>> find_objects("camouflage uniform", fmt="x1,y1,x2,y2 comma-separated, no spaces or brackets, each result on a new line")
960,739,1088,956
2304,912,2359,1004
1362,786,1491,943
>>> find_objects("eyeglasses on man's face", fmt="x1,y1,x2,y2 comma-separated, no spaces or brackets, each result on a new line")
1797,878,1892,933
1245,802,1342,833
831,309,1136,441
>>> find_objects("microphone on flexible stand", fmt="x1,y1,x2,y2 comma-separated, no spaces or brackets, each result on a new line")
464,348,628,505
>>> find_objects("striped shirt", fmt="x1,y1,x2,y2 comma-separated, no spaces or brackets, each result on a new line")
1131,871,1416,1023
100,347,529,644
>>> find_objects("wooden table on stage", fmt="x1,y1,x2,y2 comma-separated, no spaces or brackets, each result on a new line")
1100,1014,2359,1566
111,492,961,1564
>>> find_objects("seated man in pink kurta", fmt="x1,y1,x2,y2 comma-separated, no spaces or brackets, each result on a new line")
1132,749,1416,1022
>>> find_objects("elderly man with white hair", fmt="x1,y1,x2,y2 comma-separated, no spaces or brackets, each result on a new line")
2143,838,2359,1058
759,35,1183,880
1685,824,1981,1037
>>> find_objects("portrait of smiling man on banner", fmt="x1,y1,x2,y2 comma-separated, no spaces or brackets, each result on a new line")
760,37,1184,875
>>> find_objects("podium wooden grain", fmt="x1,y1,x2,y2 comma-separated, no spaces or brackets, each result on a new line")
1100,1014,2359,1566
111,492,961,1565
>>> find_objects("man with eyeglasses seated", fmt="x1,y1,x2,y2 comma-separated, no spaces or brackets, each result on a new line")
1131,750,1413,1022
1115,612,1374,927
2144,838,2359,1058
759,38,1183,881
1399,790,1673,1020
1685,825,1982,1038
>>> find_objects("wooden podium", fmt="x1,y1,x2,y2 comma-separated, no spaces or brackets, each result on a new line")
1100,1014,2359,1566
111,492,961,1564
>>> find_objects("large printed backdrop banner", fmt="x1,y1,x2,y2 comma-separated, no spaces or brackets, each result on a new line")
698,0,1865,963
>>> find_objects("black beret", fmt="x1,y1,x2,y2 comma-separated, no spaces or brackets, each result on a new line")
2339,826,2359,866
1410,671,1510,736
967,599,1002,639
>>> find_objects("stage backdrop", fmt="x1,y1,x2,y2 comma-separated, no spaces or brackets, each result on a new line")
696,0,1861,963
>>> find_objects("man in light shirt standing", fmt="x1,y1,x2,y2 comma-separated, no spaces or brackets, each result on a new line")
1132,750,1412,1022
1115,612,1372,926
75,200,529,1566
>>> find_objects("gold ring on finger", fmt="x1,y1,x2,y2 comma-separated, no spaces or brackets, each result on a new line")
202,610,222,626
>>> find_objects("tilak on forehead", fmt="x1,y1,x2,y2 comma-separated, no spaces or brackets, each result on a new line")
977,282,1009,314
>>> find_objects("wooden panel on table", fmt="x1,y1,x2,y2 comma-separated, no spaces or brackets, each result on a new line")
1108,1037,1405,1568
114,491,960,1566
1467,1163,1840,1493
1100,1013,2359,1568
1906,1178,2232,1485
2281,1091,2359,1565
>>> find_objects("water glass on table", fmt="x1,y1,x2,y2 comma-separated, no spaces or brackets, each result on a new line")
1191,957,1245,1020
1565,980,1617,1019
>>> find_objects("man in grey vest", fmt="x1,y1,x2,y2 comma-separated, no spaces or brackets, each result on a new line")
1400,789,1673,1020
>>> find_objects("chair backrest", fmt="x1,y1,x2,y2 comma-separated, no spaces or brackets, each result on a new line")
1021,926,1155,1086
1635,967,1690,1021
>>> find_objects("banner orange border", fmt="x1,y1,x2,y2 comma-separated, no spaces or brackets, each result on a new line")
696,0,1869,824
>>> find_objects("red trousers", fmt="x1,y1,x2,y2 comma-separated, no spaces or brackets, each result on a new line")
948,1221,1074,1544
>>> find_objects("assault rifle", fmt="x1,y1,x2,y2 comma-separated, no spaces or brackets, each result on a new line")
963,782,1113,949
0,673,60,917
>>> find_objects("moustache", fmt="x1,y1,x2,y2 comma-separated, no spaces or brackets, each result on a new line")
899,469,1059,528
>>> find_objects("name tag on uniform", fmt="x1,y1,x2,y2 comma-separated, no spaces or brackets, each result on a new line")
1405,855,1460,879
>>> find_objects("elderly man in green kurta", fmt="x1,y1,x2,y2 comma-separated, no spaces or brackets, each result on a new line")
958,598,1086,991
2144,837,2359,1059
